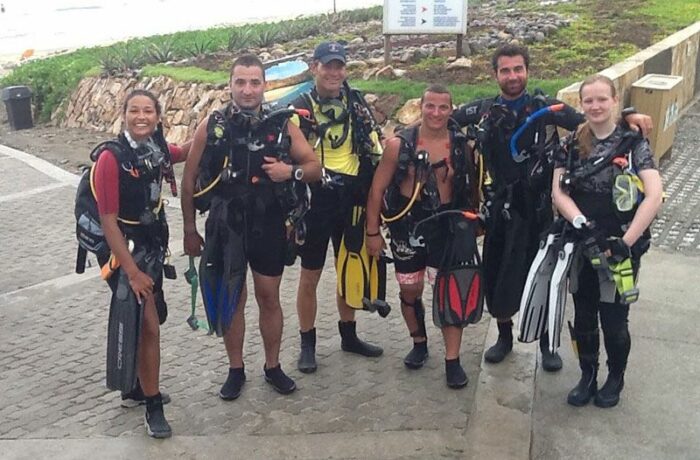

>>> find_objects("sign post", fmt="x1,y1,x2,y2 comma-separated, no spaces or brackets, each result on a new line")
383,0,468,64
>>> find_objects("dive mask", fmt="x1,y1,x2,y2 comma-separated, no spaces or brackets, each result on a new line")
318,98,349,123
613,173,639,212
134,138,166,173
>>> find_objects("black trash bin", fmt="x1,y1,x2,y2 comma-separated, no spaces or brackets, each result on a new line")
2,86,33,130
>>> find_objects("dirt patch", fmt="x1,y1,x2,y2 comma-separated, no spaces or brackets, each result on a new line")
595,0,655,49
408,56,494,85
0,103,107,174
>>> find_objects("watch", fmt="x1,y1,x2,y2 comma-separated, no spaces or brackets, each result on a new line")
292,165,304,181
572,214,587,229
621,106,637,117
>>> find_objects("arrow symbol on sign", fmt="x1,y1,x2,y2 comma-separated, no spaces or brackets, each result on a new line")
422,6,427,12
421,18,427,24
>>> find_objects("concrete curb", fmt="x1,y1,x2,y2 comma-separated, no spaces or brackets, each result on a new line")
464,317,537,460
0,429,468,460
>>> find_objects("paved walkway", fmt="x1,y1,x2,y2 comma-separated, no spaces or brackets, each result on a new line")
0,142,488,458
1,99,699,459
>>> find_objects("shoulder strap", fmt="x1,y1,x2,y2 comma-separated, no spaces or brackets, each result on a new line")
291,92,317,139
89,140,129,164
569,129,641,180
395,125,419,158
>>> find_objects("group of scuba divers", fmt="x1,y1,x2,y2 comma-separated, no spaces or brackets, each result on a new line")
77,41,663,438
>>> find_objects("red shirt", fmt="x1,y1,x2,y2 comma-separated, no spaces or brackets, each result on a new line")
94,144,184,216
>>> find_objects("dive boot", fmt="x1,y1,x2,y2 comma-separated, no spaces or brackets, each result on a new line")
594,328,630,408
567,330,599,407
540,331,563,372
484,320,513,364
264,364,297,395
121,380,171,408
594,368,625,408
219,367,246,401
297,328,317,373
339,321,383,357
144,393,172,439
403,341,428,370
445,358,469,389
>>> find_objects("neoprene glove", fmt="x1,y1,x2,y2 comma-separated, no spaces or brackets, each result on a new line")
576,220,604,245
607,237,631,262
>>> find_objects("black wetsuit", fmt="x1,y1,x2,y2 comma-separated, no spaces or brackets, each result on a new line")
453,91,583,318
201,105,299,277
555,125,655,371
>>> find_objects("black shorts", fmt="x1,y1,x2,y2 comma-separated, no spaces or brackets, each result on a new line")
298,176,359,270
388,216,446,273
245,206,287,277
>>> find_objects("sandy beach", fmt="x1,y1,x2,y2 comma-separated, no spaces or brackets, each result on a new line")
0,0,381,76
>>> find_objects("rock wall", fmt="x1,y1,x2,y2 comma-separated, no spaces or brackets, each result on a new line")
57,75,403,143
59,76,230,144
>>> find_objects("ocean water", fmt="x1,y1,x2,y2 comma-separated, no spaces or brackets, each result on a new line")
0,0,381,57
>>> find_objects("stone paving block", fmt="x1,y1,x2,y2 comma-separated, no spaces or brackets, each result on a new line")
653,102,700,254
0,189,80,292
0,157,59,194
1,153,485,447
1,427,29,440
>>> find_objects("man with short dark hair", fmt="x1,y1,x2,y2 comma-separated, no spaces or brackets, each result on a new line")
366,84,480,388
181,54,321,398
452,44,651,371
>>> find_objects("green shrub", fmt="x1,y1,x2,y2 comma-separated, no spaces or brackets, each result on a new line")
227,27,253,52
187,37,217,58
0,49,102,121
113,42,145,70
146,37,179,64
251,24,281,48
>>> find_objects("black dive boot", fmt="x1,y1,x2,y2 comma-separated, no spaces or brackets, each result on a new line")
567,330,599,407
594,367,625,408
339,321,383,357
144,393,172,439
403,297,428,369
540,330,563,372
219,367,246,400
404,341,428,369
484,320,513,363
445,358,469,389
297,328,317,373
594,330,630,408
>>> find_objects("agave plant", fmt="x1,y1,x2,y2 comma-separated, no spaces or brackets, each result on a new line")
146,37,178,64
110,42,144,71
99,51,121,75
227,27,252,52
186,37,217,58
251,24,281,48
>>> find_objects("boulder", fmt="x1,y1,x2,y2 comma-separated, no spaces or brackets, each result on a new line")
375,65,396,80
166,125,189,145
373,94,402,125
362,67,379,80
446,57,473,70
346,60,369,70
396,98,421,125
270,48,287,59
